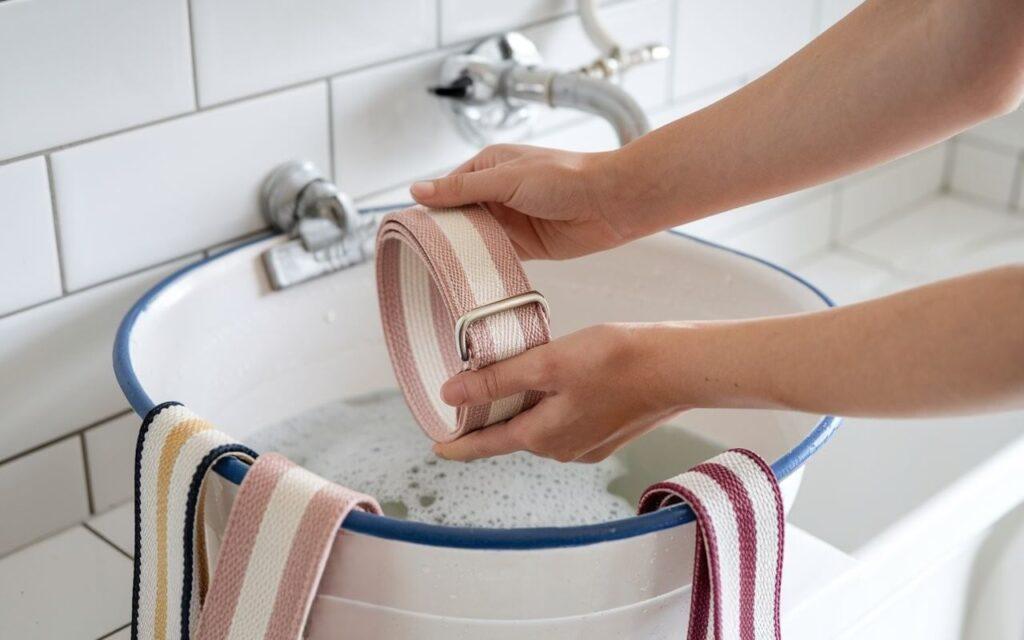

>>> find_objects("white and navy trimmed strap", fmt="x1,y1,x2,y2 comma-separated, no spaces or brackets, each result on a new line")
132,403,380,640
638,449,785,640
133,402,257,640
376,205,550,443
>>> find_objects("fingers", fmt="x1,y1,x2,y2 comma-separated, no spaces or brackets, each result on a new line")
433,402,555,461
440,347,550,406
410,166,517,208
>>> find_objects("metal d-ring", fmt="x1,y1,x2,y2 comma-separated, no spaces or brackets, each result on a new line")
455,291,549,364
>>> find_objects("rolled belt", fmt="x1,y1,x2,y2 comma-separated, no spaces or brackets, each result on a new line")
375,205,551,443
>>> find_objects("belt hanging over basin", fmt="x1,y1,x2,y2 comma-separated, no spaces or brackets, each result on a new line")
375,205,551,443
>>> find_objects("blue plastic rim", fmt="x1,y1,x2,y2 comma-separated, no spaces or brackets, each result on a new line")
113,229,841,550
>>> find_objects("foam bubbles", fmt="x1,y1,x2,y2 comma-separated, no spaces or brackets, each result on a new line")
246,389,635,528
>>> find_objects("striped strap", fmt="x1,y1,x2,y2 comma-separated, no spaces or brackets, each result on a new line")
376,205,550,443
195,454,380,640
133,403,257,640
638,449,785,640
133,403,380,640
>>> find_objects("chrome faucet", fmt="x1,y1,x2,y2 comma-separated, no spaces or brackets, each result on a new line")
430,2,669,146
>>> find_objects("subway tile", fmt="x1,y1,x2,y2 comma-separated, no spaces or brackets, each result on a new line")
51,83,329,291
725,193,834,267
331,0,672,198
0,527,131,638
0,255,197,461
835,144,946,239
441,0,578,45
88,502,134,558
674,0,817,97
818,0,863,31
0,0,193,160
0,158,61,315
678,187,829,244
949,141,1018,208
190,0,437,106
331,50,477,198
965,105,1024,150
0,438,90,556
84,413,138,513
794,250,917,305
847,196,1024,280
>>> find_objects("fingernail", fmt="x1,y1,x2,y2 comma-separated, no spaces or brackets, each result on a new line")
440,378,467,406
432,444,450,460
410,181,435,198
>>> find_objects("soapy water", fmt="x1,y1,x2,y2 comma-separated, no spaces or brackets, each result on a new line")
246,389,638,528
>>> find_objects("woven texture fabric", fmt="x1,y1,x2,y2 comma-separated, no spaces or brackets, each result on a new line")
376,205,550,442
638,449,785,640
132,403,380,640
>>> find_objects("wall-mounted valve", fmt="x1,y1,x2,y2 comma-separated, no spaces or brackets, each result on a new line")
260,161,375,290
430,2,669,147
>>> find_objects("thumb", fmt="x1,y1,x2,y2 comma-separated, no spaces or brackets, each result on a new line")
410,167,516,208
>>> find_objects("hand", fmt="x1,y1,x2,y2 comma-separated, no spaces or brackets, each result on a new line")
409,144,632,260
433,323,688,463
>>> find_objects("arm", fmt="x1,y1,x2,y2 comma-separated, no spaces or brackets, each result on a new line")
434,266,1024,462
612,0,1024,238
411,0,1024,255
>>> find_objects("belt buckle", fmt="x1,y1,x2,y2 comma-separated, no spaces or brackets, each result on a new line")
454,291,549,365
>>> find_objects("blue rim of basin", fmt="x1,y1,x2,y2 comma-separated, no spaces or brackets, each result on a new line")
114,228,840,550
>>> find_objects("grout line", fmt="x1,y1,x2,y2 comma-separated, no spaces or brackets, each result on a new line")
666,0,679,100
79,434,96,515
83,523,133,562
44,156,69,294
96,624,131,640
939,138,956,193
184,0,202,109
0,409,133,467
0,249,204,322
326,80,337,181
436,0,443,48
1007,152,1023,212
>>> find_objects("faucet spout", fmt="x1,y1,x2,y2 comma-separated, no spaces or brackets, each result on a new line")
508,69,650,145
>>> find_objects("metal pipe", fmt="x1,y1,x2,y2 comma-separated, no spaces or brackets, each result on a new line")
506,67,650,145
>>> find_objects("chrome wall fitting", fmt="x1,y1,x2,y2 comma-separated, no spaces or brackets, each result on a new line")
433,32,545,146
260,160,376,290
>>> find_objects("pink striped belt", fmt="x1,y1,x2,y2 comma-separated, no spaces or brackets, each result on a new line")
375,205,551,442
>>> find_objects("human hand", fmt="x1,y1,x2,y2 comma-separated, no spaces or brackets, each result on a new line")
433,323,689,463
409,144,632,260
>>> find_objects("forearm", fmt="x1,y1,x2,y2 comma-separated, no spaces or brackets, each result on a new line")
606,0,1024,238
646,266,1024,418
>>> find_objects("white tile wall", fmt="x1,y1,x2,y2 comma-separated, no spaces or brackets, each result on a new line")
0,0,194,160
674,0,817,96
84,413,139,513
0,526,131,639
51,83,329,290
727,193,834,267
0,0,973,552
332,0,672,198
835,144,947,239
190,0,437,106
0,256,197,461
818,0,862,31
0,158,61,316
441,0,579,45
949,140,1019,208
0,438,90,556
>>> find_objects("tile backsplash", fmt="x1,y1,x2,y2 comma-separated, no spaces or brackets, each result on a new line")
0,0,1005,555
